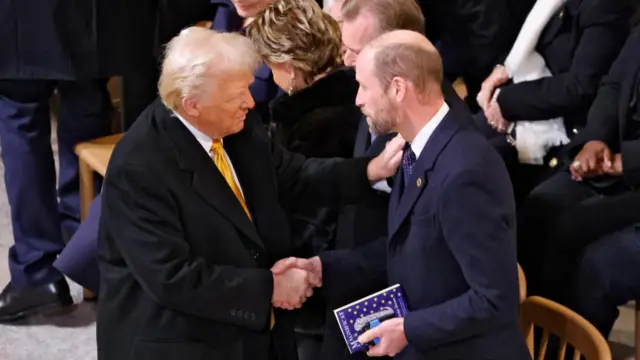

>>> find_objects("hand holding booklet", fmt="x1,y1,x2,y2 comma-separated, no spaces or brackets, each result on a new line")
333,284,410,354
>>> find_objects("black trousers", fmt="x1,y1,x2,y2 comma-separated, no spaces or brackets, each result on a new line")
517,169,636,302
472,111,559,206
119,59,159,131
269,337,280,360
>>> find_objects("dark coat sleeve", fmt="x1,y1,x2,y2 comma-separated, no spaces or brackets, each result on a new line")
261,126,375,208
563,30,640,182
620,29,640,188
621,138,640,188
404,168,519,352
497,0,631,121
562,32,632,161
101,164,274,331
318,237,388,299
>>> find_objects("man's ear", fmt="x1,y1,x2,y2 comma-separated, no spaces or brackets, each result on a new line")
182,96,200,118
390,77,407,102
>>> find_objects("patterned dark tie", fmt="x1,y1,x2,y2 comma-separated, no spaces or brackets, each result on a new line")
402,144,416,187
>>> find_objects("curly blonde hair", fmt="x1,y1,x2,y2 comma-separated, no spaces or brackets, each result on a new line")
246,0,343,84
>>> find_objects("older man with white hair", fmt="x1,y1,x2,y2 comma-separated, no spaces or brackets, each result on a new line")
96,27,402,360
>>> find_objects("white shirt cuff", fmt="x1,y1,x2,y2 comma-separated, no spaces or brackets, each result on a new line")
372,179,392,193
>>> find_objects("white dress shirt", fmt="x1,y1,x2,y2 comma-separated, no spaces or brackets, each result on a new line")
409,101,450,158
174,113,246,200
371,101,449,193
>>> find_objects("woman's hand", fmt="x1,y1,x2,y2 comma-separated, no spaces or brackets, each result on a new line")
485,100,510,133
477,65,510,111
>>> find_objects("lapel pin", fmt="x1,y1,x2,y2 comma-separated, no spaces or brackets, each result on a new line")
416,178,423,188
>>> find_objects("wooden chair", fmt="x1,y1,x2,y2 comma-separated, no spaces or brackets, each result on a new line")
636,301,639,360
518,263,527,304
75,133,124,299
520,296,611,360
453,77,468,100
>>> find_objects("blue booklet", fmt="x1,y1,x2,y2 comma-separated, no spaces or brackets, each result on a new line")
333,284,410,354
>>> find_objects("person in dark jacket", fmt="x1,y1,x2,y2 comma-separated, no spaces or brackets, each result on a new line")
53,0,282,294
418,0,531,113
518,28,640,303
273,30,530,360
246,1,360,358
121,0,220,129
475,0,633,204
0,0,157,321
322,1,473,359
96,28,402,360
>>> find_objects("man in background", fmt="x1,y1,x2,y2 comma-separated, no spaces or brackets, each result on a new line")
120,0,220,129
0,0,154,321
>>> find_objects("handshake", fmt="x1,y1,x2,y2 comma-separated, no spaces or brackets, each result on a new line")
271,256,323,310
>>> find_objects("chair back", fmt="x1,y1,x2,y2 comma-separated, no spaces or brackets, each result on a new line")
520,296,611,360
518,263,527,304
635,301,639,360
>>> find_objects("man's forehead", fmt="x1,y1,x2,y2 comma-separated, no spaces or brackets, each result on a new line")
343,12,375,45
217,70,254,84
355,51,374,75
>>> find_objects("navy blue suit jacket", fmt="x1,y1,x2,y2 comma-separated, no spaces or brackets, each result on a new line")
320,101,530,359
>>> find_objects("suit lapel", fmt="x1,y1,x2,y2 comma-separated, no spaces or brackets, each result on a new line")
158,107,266,253
388,170,403,234
388,110,461,238
224,128,287,257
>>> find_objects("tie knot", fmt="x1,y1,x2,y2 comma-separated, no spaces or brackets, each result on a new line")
211,140,223,153
403,144,416,163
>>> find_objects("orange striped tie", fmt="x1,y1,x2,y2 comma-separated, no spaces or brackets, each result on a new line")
210,140,275,329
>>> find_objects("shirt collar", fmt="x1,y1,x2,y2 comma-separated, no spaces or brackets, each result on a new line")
174,112,215,154
410,101,449,158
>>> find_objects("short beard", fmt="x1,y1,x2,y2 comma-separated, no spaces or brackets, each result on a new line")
368,103,399,136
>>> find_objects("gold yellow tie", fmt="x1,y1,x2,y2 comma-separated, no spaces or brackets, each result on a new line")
211,140,251,219
210,140,275,330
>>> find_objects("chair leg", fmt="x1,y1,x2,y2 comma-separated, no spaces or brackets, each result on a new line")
635,301,639,360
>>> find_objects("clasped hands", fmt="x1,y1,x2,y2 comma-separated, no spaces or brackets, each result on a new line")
270,137,404,311
570,140,623,181
271,256,322,310
270,257,408,357
477,65,511,133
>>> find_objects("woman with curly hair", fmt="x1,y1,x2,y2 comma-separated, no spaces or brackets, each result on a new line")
247,1,361,359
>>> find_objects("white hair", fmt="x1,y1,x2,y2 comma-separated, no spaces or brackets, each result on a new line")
158,27,260,111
